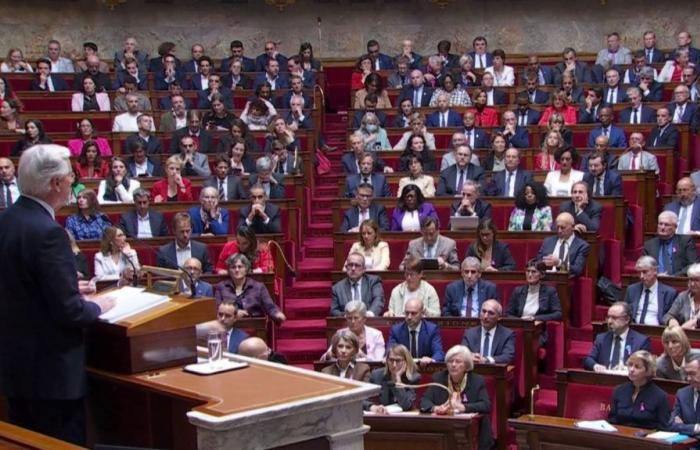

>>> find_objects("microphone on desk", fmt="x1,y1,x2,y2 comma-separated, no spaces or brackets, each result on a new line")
139,241,199,299
124,253,140,287
266,239,296,277
529,384,540,419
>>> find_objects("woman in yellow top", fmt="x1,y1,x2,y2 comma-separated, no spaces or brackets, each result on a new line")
348,219,390,271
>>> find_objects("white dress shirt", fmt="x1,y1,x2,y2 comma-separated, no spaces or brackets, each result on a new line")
137,213,153,238
677,202,695,235
175,241,192,267
550,233,576,272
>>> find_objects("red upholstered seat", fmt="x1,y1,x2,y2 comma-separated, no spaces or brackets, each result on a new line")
21,97,72,112
562,383,613,419
545,321,565,375
571,277,593,327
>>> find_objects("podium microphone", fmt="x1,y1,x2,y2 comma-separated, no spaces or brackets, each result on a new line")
137,240,198,299
266,239,296,277
124,253,140,287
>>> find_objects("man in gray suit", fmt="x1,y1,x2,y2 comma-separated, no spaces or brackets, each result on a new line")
158,94,189,133
178,135,211,178
617,132,659,175
400,217,459,271
330,253,385,317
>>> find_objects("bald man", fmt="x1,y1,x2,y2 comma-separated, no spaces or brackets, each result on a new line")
664,178,700,234
535,212,591,277
238,337,288,364
388,298,444,367
461,299,515,364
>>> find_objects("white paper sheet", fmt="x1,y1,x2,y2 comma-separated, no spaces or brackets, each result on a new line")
97,286,170,323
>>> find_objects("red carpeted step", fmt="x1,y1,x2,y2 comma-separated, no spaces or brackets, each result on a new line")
315,186,340,197
309,198,334,209
277,319,327,339
276,338,327,364
567,324,593,342
284,298,330,319
306,223,333,238
304,246,333,258
566,340,592,367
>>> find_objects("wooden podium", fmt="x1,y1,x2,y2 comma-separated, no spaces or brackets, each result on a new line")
87,292,216,374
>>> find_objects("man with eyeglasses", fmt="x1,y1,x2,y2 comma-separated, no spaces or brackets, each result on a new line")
330,252,384,317
624,256,676,326
462,299,515,364
401,217,459,271
583,301,651,372
366,39,394,70
238,184,281,234
450,180,492,221
443,257,499,317
536,212,591,277
340,183,389,233
643,211,697,276
154,53,186,91
664,178,700,235
437,144,484,196
197,73,233,110
170,111,214,154
181,257,214,297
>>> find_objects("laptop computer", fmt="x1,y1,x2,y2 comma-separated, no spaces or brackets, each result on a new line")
450,215,480,231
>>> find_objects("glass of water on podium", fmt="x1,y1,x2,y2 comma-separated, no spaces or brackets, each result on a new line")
207,331,223,368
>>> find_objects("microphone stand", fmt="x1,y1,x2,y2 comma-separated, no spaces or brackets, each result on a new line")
178,266,197,299
266,240,296,277
124,253,139,287
396,381,456,416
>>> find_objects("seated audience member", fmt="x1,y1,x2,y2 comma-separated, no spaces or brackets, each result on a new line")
659,48,692,83
97,157,140,204
196,73,234,110
67,118,111,157
643,211,698,276
559,181,601,233
538,91,577,126
398,134,437,173
648,107,680,149
0,98,23,134
113,77,151,113
442,132,482,170
156,212,213,272
665,264,700,329
238,336,287,364
322,301,385,363
506,260,563,336
387,56,411,88
264,116,300,154
125,141,163,178
560,71,585,103
114,36,149,73
238,184,282,234
289,50,317,84
351,54,374,90
151,155,194,203
219,40,255,73
669,354,700,436
364,344,420,413
330,253,384,317
508,181,553,231
0,157,19,208
443,257,499,318
468,89,500,126
617,132,659,174
226,137,257,176
188,54,214,90
66,230,89,279
401,217,459,271
388,298,445,366
537,130,565,171
657,326,700,380
423,54,448,88
419,345,494,450
354,72,391,110
543,147,583,197
74,45,111,81
484,48,514,86
159,93,189,133
584,302,651,372
619,87,656,124
114,57,148,91
71,75,110,112
65,189,111,240
342,132,386,175
181,256,214,297
123,114,162,155
437,145,484,196
30,58,69,92
249,156,284,199
321,330,371,381
214,253,285,324
664,178,700,234
188,187,230,236
93,226,139,281
637,66,663,102
469,35,494,69
1,48,33,73
536,212,591,276
215,226,273,275
541,113,573,149
73,140,109,179
488,148,533,197
119,188,168,238
429,73,471,107
386,256,440,317
170,111,214,154
426,92,462,128
625,256,677,325
478,72,507,106
112,94,150,133
602,67,628,105
202,93,236,131
357,112,391,151
578,87,605,124
241,98,275,131
12,120,52,156
270,139,303,176
608,350,670,430
482,133,507,171
397,69,433,108
587,107,627,148
392,98,414,129
456,54,479,88
553,46,592,83
392,113,436,151
285,95,312,131
521,76,549,108
345,152,391,198
398,155,435,198
668,84,699,132
201,301,249,353
595,32,632,69
340,183,389,233
391,184,438,232
437,40,460,70
348,219,390,271
462,299,515,364
252,58,289,92
498,110,529,149
467,218,516,271
203,155,246,202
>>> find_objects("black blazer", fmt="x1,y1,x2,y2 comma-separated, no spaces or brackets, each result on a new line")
169,127,214,154
123,133,162,155
119,209,169,238
608,381,671,430
156,239,214,273
643,235,698,276
624,281,677,325
486,169,533,197
558,200,603,232
648,125,680,150
436,164,484,196
30,74,70,91
203,175,247,200
340,203,389,232
365,368,420,411
0,197,102,399
466,240,516,271
506,284,562,321
237,203,282,234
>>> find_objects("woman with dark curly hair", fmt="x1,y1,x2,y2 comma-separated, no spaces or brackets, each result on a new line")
508,182,553,231
390,184,439,232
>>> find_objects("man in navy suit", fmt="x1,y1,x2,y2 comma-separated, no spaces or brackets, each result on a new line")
515,95,542,126
388,298,444,366
487,148,533,197
578,88,606,124
451,180,493,222
602,69,628,105
30,58,69,91
559,181,602,233
461,112,490,149
583,302,651,371
426,93,462,128
0,145,115,445
664,177,700,234
584,152,623,197
587,107,627,148
351,94,388,130
643,211,698,277
619,87,656,124
182,257,214,298
345,152,391,198
125,144,163,178
196,74,234,110
340,183,389,232
341,132,387,174
213,301,249,353
498,111,529,148
277,75,312,109
443,257,499,317
468,36,493,69
330,253,385,317
677,31,700,66
668,85,700,132
119,188,168,238
520,55,554,85
553,47,593,84
366,39,394,70
462,300,515,364
287,55,316,89
182,43,204,73
397,70,433,107
522,76,550,105
188,56,215,91
255,41,288,72
156,213,214,273
437,145,484,196
220,40,256,73
636,67,664,102
123,114,162,155
669,354,700,436
253,59,289,92
437,40,460,70
480,72,507,105
536,212,591,277
624,256,677,325
648,108,680,149
640,31,665,64
237,185,282,235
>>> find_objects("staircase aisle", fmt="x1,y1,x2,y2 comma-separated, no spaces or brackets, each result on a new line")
275,113,348,368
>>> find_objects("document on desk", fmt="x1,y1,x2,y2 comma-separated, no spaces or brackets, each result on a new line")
574,420,618,432
97,286,170,323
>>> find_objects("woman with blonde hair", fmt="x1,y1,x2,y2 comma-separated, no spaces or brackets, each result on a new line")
364,345,420,413
656,325,700,380
348,219,390,271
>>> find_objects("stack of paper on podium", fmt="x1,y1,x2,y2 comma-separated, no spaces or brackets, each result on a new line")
98,286,170,323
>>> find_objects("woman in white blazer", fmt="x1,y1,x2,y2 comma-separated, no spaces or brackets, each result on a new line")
94,226,140,281
484,49,515,87
97,157,140,204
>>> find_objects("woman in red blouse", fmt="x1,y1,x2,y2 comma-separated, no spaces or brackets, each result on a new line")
538,91,577,126
151,155,193,203
73,140,110,179
468,89,499,127
351,54,375,91
215,226,274,274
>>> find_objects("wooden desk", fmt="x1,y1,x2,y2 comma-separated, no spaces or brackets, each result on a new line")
510,414,696,449
0,421,84,450
364,414,480,450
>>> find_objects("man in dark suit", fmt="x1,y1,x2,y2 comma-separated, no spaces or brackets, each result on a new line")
664,177,700,234
677,31,700,66
536,212,591,277
450,180,493,222
425,93,462,128
169,111,214,154
443,257,499,317
330,252,384,317
119,188,168,238
578,88,606,124
435,40,460,69
625,256,678,325
643,211,698,276
158,82,193,111
0,145,114,445
506,262,562,322
220,40,256,73
668,85,700,132
553,47,593,84
602,68,628,105
520,55,554,85
514,95,542,126
181,257,214,298
31,58,69,92
583,302,651,371
583,152,623,197
587,107,627,148
287,55,316,88
648,107,680,149
366,39,394,70
640,31,665,64
480,72,507,105
156,212,214,273
497,110,529,148
153,54,186,91
125,142,163,178
123,114,162,155
253,59,289,92
237,184,282,235
559,181,602,233
203,156,247,201
462,300,515,364
196,74,234,110
351,93,387,130
73,55,112,92
249,156,285,200
344,152,391,198
618,87,656,124
285,96,313,131
181,43,204,73
437,145,484,196
276,75,312,109
468,36,493,69
397,70,433,107
340,183,389,232
222,59,252,91
341,132,387,174
388,298,444,365
461,111,490,149
637,67,664,102
255,41,288,72
669,354,700,436
188,56,215,91
522,77,551,105
486,148,533,197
